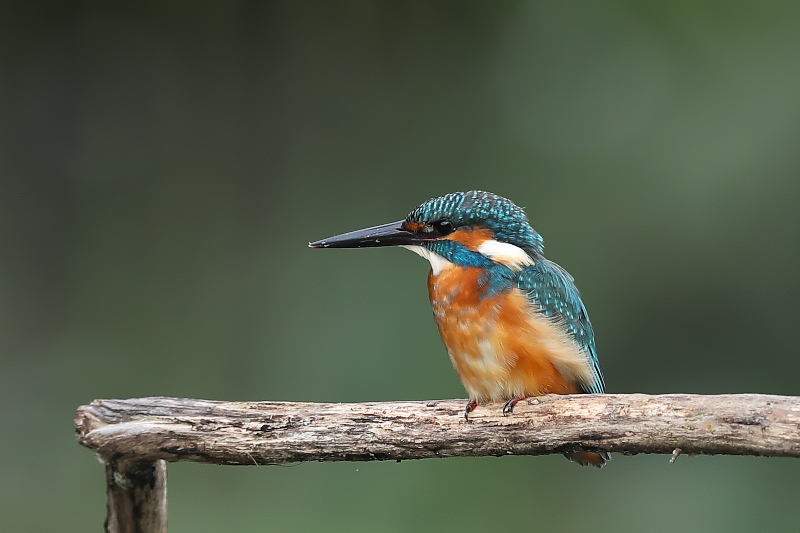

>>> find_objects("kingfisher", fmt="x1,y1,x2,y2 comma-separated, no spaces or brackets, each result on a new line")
310,191,609,467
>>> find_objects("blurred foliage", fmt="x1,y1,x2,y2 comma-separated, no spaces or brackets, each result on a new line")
2,1,800,531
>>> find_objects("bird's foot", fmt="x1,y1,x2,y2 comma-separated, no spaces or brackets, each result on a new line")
464,400,478,421
502,396,527,416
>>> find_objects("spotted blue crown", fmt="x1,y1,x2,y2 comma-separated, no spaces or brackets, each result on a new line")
406,191,545,256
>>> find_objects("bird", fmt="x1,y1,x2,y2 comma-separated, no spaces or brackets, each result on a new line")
309,190,609,467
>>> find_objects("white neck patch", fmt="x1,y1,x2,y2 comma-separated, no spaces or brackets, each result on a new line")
401,245,453,275
476,239,535,271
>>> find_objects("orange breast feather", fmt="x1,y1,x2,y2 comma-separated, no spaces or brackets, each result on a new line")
427,266,592,402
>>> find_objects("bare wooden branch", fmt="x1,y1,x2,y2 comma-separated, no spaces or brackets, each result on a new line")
76,394,800,464
104,458,167,533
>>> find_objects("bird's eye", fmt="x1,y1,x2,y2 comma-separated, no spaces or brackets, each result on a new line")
430,219,455,236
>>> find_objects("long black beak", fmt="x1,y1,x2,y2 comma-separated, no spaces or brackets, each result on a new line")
309,220,425,249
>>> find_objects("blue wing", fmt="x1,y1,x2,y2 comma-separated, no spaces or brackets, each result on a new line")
516,259,604,394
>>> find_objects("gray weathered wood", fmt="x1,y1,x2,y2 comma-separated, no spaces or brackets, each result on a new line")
76,394,800,465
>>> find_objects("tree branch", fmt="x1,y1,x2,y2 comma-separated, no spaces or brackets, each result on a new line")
76,394,800,464
104,458,167,533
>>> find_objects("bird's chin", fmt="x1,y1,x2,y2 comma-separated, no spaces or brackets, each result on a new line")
400,245,452,275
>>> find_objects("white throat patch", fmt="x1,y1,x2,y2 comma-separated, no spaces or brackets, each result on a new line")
476,240,535,271
401,245,453,275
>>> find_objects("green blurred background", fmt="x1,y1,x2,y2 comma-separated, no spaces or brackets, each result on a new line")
3,1,800,531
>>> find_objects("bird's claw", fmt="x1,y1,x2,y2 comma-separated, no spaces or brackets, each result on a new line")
464,400,477,421
502,396,525,416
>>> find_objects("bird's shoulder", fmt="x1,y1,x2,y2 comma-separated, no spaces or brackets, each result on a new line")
515,259,605,394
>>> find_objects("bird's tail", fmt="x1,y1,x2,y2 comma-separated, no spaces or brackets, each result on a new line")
565,451,611,468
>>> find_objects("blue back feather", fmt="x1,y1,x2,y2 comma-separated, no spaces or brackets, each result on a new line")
517,261,605,394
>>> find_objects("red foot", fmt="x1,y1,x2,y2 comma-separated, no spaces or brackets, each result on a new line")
464,400,478,421
502,396,527,416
